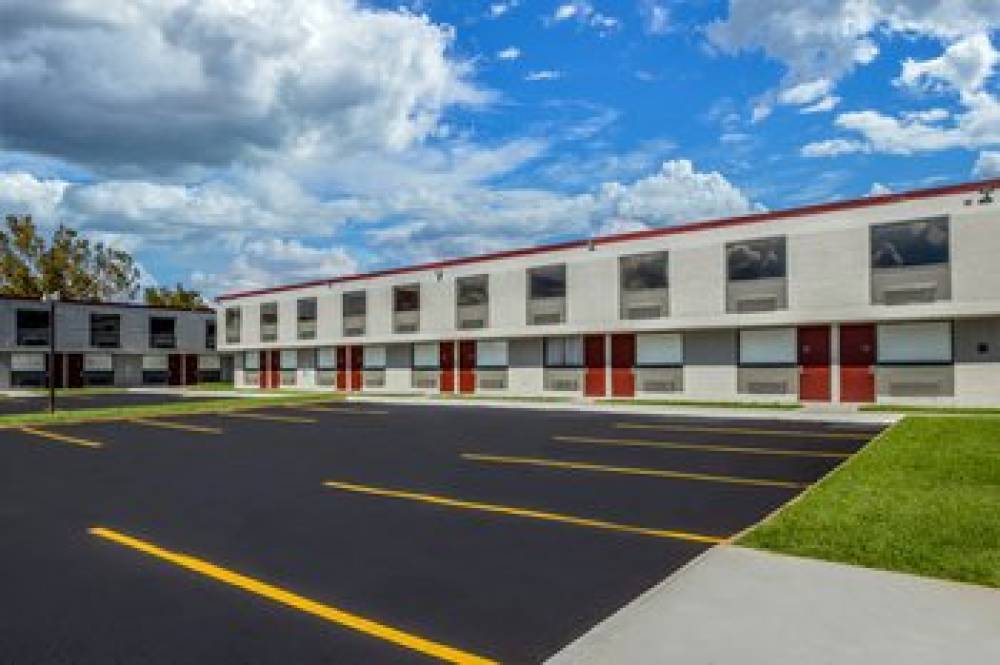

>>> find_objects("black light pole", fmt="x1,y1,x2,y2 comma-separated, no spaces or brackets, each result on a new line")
45,292,58,413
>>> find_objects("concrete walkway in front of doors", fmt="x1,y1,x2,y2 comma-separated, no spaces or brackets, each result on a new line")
547,545,1000,665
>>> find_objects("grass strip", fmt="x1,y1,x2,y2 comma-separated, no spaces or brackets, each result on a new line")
0,393,344,429
599,398,802,410
740,416,1000,588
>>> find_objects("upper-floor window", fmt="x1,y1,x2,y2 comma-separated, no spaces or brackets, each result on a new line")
297,297,317,340
205,320,217,350
393,284,420,333
527,264,567,325
870,217,950,305
149,316,176,349
456,274,489,329
225,307,241,344
620,251,669,320
16,309,49,346
343,290,366,337
90,313,121,348
260,302,278,342
726,236,788,313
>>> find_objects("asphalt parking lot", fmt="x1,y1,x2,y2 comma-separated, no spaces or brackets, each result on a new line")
0,402,884,664
0,390,236,415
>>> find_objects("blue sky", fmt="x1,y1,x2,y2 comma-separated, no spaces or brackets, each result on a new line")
0,0,997,296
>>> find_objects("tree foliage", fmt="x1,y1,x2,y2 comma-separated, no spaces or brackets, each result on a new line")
0,215,140,300
144,283,206,309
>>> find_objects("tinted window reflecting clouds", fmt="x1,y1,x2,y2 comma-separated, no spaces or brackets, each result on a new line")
727,237,786,281
620,252,668,290
871,218,949,268
529,265,567,299
457,275,489,306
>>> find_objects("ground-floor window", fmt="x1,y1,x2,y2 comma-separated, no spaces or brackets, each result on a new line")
363,345,386,388
83,353,114,386
635,333,683,393
476,340,509,390
10,352,47,387
411,342,440,389
142,355,169,385
875,321,954,397
280,349,298,387
737,328,798,395
198,354,222,383
242,350,260,386
543,337,583,391
316,347,336,386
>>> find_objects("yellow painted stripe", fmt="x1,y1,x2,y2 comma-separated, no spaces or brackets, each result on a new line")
219,411,317,424
89,527,496,665
554,435,850,459
130,418,222,435
463,453,806,489
323,480,725,544
615,422,870,440
290,405,389,415
20,426,103,449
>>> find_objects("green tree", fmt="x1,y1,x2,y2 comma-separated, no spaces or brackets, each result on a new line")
0,214,140,300
144,283,206,309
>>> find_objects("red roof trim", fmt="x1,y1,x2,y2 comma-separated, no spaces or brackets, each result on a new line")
216,177,1000,302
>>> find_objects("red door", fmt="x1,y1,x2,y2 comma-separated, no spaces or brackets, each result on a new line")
349,346,363,392
458,340,476,394
184,354,199,386
259,351,267,389
840,324,876,403
168,354,183,386
440,341,455,393
798,326,831,401
336,346,347,391
269,350,281,389
584,334,606,397
610,334,636,397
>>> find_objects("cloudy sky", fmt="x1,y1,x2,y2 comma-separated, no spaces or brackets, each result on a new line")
1,0,998,297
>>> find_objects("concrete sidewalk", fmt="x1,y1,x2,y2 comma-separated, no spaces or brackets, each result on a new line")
342,394,899,425
548,546,1000,665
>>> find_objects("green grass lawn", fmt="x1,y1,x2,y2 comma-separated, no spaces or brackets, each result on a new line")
861,404,1000,416
740,416,1000,588
0,392,343,428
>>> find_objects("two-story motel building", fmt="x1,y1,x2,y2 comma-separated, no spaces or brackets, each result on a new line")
0,298,226,389
217,179,1000,406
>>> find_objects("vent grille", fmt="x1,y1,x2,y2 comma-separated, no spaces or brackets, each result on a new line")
883,286,937,305
344,326,364,337
747,381,787,394
395,323,419,333
888,381,943,397
532,313,563,325
736,297,779,313
413,378,437,389
626,306,664,320
460,318,486,329
479,378,507,390
641,380,679,393
549,379,579,391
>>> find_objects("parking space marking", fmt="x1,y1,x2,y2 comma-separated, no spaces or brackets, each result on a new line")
462,453,807,489
553,435,850,459
88,527,496,665
615,422,872,440
19,426,104,449
323,480,725,544
290,405,389,415
130,418,223,435
219,411,317,424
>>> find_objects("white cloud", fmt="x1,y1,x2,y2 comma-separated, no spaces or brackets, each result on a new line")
550,2,620,34
496,46,521,61
639,1,671,35
778,79,834,106
489,1,519,18
525,70,562,81
709,1,1000,123
0,0,485,171
897,33,999,99
801,96,841,114
800,139,871,157
973,151,1000,178
867,182,893,196
192,239,358,294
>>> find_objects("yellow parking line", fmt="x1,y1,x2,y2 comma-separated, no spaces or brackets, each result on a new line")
130,418,222,435
615,422,871,440
219,411,317,424
89,527,495,665
323,480,725,544
553,435,850,459
290,405,389,415
19,426,103,449
462,453,806,489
